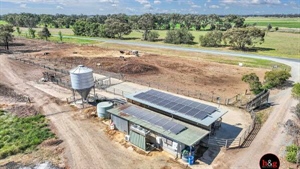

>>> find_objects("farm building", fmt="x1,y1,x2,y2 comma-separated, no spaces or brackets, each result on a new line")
107,89,228,158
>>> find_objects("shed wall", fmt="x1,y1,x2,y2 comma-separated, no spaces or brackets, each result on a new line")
111,115,129,134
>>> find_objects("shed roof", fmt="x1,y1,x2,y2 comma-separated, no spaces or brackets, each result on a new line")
126,89,227,127
108,105,210,146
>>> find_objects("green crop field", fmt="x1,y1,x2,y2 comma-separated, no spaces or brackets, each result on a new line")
245,17,300,28
0,110,55,159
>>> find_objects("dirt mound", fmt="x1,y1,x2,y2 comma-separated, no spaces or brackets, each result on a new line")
119,63,158,74
7,105,39,117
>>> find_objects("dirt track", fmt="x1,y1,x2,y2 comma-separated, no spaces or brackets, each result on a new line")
0,55,185,169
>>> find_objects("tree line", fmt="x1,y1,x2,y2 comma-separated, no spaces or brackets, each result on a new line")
2,13,267,50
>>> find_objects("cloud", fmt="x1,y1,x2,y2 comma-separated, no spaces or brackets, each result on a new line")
56,5,64,9
221,0,281,5
154,0,161,4
191,4,201,8
209,5,220,8
207,0,211,2
135,0,149,5
144,3,152,8
20,3,27,8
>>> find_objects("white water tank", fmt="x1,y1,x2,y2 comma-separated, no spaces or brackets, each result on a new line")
70,65,94,100
97,101,113,118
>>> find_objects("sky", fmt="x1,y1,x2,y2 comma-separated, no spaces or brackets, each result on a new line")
0,0,299,15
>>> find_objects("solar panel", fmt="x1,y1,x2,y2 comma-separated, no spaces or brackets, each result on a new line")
204,106,217,114
162,121,177,130
131,90,217,122
170,124,186,134
186,108,201,116
170,104,184,111
151,98,163,104
164,102,177,108
158,100,170,106
178,106,192,113
194,111,207,120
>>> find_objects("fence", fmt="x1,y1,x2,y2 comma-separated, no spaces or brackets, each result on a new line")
208,111,257,149
10,53,246,106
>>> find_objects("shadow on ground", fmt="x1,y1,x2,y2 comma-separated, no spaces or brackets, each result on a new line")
241,122,261,148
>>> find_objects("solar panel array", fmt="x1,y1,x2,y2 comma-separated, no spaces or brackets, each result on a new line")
122,106,186,135
133,89,217,120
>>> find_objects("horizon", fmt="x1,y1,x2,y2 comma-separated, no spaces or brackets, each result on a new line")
0,0,299,15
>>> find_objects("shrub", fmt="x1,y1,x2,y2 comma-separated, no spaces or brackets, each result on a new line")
242,73,263,94
164,28,194,44
199,31,223,47
147,31,159,42
263,70,291,89
285,144,299,163
292,83,300,99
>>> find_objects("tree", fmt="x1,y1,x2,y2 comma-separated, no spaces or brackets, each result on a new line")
138,13,155,41
242,73,263,94
267,23,272,31
40,26,51,40
223,27,265,50
275,27,279,31
16,26,22,36
263,70,291,89
199,31,223,47
104,17,131,39
58,31,63,42
37,26,51,40
28,28,36,38
0,24,14,50
147,31,159,42
292,83,300,99
164,28,194,44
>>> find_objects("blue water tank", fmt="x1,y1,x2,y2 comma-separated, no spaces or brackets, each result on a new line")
188,156,194,165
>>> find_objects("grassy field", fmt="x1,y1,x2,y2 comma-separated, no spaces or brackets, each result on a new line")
0,20,8,25
14,23,300,59
245,17,300,28
0,110,55,159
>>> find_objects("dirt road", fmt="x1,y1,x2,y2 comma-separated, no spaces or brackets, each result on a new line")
0,55,184,169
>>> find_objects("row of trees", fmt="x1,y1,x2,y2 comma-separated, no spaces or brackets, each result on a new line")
199,27,265,50
3,13,246,31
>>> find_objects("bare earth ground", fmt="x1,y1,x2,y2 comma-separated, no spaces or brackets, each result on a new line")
11,38,267,98
0,54,186,168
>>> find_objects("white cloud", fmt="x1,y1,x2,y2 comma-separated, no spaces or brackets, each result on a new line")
154,0,161,4
209,5,220,8
224,6,229,9
56,5,64,9
221,0,281,5
144,3,152,8
191,4,201,8
207,0,211,2
135,0,149,5
20,3,27,8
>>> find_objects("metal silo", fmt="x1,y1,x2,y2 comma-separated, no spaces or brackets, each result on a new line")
70,65,94,101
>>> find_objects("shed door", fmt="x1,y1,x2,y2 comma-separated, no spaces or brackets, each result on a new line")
129,131,146,150
111,115,129,134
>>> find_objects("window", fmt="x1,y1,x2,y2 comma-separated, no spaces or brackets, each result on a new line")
166,139,173,146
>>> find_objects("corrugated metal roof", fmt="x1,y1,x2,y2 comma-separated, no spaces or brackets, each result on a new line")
108,105,210,146
126,90,227,127
69,65,93,74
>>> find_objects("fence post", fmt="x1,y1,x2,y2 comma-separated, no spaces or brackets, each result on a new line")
225,140,228,149
239,137,242,147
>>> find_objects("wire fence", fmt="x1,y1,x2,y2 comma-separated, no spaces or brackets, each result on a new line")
9,53,246,106
208,111,257,149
